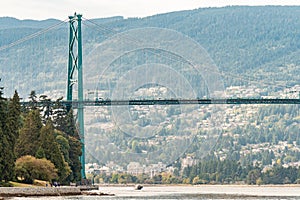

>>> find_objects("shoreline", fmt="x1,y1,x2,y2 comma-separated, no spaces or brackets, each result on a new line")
1,184,300,198
97,183,300,187
0,186,110,198
0,187,81,197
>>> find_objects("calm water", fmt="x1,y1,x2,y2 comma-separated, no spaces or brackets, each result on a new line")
11,185,300,200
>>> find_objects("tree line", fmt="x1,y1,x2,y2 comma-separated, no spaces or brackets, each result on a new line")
89,157,300,185
181,157,300,185
0,88,82,186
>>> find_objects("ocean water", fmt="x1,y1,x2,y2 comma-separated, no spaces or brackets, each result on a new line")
11,185,300,200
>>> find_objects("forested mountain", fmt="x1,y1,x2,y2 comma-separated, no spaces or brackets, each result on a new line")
0,6,300,95
131,6,300,87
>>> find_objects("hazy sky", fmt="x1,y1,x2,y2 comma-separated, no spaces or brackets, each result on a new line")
1,0,300,20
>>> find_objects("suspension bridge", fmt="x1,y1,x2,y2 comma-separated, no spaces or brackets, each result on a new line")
0,13,299,179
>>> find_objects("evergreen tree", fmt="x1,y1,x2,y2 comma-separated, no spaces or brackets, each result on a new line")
35,146,46,159
52,97,67,130
65,109,80,139
0,127,8,182
54,106,82,182
28,90,38,110
65,109,82,182
0,85,5,182
56,133,70,164
4,91,21,181
39,94,52,123
0,86,10,182
68,135,82,182
38,120,71,183
15,109,42,157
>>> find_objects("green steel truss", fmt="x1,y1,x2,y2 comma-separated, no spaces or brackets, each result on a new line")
67,13,86,179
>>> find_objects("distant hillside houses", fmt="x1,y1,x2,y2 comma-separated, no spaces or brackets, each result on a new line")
86,156,197,176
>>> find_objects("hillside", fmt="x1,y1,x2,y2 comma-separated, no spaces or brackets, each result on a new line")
0,6,300,97
0,6,299,174
87,6,300,87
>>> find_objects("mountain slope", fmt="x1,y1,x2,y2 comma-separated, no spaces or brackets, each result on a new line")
1,6,299,96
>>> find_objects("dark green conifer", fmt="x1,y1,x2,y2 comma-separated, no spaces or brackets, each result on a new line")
15,109,42,157
67,135,82,182
4,91,21,181
0,128,6,182
0,86,10,182
38,120,71,182
64,109,82,182
28,90,38,110
52,102,82,182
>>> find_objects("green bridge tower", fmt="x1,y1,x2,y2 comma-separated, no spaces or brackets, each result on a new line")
67,13,86,179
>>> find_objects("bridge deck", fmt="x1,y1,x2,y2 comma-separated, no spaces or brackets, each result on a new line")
21,98,300,107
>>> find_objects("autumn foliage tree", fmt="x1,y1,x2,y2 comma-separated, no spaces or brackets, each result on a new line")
15,155,57,184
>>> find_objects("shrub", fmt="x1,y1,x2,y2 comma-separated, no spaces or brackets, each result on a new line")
15,155,58,184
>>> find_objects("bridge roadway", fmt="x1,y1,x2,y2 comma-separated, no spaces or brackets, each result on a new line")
21,98,300,107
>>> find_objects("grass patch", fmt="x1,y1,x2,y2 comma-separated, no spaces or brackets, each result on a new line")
8,180,50,187
9,181,35,187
